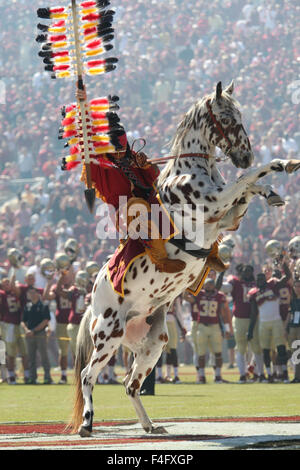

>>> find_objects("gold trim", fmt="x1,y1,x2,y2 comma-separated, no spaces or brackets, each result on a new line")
186,265,211,296
107,239,145,298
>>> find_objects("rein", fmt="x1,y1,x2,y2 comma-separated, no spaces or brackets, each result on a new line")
147,152,211,165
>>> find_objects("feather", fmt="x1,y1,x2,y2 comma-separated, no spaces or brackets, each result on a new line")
41,43,52,51
90,97,110,105
56,71,72,78
63,129,78,138
53,51,69,57
36,34,48,43
62,116,76,127
70,145,81,155
83,26,97,36
85,38,102,49
97,27,114,38
52,20,66,27
39,50,53,58
37,23,49,32
98,16,114,26
86,57,118,67
49,34,67,42
82,13,100,22
81,1,97,7
50,7,66,14
108,95,119,102
66,161,81,170
96,0,111,9
53,64,70,71
44,64,54,72
91,125,110,133
37,8,51,19
43,57,54,65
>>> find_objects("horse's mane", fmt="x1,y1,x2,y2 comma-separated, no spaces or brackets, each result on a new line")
157,90,239,186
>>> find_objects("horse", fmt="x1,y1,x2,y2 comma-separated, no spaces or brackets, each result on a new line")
69,81,300,437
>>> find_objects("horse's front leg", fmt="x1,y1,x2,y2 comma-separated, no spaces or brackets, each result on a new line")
217,183,284,231
204,158,299,224
238,158,300,185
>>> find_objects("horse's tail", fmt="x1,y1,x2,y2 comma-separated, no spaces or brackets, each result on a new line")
67,305,93,434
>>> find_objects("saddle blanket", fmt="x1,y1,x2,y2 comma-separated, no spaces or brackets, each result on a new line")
107,190,177,297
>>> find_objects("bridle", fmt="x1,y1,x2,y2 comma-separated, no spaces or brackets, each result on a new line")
206,99,233,155
146,99,236,165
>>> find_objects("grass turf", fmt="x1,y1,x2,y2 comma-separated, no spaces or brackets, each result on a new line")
1,366,299,424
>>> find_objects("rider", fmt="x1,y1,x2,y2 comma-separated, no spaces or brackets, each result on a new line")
77,85,187,274
77,85,225,274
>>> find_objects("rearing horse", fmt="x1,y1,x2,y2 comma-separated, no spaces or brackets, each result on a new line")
70,81,300,437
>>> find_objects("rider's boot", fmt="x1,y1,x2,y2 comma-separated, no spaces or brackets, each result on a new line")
206,241,229,272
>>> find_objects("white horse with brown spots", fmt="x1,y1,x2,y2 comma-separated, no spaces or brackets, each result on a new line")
69,81,300,437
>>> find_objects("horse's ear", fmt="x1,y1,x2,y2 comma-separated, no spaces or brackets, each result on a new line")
216,81,222,101
224,80,234,95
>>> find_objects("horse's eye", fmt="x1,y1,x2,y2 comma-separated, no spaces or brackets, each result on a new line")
221,118,230,126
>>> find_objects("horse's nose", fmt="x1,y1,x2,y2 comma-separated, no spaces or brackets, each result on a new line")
241,151,254,169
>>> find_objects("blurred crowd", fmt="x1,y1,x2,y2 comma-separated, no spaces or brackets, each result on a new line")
0,0,299,395
0,0,299,274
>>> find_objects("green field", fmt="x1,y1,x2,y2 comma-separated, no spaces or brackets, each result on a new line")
1,366,299,424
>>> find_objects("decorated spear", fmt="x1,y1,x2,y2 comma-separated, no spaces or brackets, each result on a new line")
35,0,121,213
71,0,95,212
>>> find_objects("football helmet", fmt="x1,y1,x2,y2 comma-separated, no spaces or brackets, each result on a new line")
75,270,89,289
288,236,300,260
40,258,55,280
265,239,282,259
222,235,235,250
218,243,233,263
55,252,71,272
85,261,100,278
64,238,79,262
7,248,24,268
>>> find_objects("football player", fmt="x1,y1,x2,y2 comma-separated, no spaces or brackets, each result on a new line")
219,264,264,383
187,278,232,384
0,277,29,384
248,259,292,383
43,264,72,384
287,279,300,383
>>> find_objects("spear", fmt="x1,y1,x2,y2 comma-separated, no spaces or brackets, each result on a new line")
71,0,95,213
36,0,119,214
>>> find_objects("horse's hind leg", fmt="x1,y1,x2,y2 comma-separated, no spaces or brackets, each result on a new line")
79,312,125,437
124,308,168,434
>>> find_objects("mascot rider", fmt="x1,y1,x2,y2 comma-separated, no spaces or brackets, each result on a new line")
77,85,225,275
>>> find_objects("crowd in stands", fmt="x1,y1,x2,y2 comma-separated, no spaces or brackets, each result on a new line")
0,1,299,383
0,0,299,271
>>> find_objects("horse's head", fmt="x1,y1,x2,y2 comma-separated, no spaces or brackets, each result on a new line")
206,81,254,169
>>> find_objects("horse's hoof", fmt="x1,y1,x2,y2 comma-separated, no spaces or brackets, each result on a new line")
285,160,300,174
267,192,285,207
148,425,168,434
78,425,92,438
